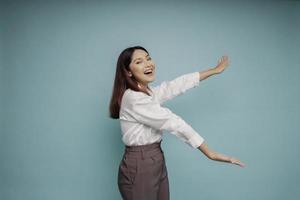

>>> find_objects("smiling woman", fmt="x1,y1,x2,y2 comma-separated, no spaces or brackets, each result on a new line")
109,46,154,120
127,49,156,90
109,46,245,200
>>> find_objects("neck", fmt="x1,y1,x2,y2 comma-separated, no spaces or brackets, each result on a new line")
137,82,148,90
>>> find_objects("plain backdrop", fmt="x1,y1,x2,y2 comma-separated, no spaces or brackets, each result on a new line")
1,0,299,199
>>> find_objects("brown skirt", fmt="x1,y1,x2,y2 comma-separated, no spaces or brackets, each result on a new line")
118,139,170,200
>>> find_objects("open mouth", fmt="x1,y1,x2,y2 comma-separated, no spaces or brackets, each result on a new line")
144,70,154,76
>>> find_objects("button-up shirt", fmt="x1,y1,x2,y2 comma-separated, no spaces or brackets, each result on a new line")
119,72,204,149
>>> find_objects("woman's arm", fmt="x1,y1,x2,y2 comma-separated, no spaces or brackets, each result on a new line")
197,142,246,167
150,72,200,104
199,55,230,81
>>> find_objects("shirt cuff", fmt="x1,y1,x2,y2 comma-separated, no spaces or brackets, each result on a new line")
191,72,200,87
187,133,204,149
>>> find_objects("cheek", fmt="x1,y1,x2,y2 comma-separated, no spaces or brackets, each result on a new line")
132,70,145,80
130,66,142,76
135,68,145,76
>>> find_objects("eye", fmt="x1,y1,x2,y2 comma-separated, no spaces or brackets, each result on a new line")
136,57,151,64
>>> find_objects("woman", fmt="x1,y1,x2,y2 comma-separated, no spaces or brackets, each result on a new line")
109,46,245,200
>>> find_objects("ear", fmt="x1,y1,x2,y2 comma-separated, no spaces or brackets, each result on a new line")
128,71,132,77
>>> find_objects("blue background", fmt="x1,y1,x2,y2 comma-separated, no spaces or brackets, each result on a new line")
1,0,299,199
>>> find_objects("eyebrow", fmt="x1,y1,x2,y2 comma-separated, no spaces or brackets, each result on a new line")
132,54,150,63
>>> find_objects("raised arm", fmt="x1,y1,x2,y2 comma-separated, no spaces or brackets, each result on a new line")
199,55,230,81
150,55,230,104
150,72,201,105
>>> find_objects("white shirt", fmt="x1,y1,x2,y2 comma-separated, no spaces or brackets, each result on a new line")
119,72,205,149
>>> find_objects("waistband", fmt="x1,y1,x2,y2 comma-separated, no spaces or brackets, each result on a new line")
125,139,162,152
123,139,163,160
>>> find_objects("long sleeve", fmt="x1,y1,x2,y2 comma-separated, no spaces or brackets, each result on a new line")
122,91,204,149
149,72,200,104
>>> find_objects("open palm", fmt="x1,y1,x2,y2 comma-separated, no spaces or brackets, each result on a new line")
230,157,246,168
214,55,229,74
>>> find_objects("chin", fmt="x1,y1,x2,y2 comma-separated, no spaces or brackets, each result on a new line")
149,78,155,82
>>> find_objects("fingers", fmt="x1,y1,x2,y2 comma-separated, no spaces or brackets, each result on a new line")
230,157,246,167
235,160,246,168
234,161,245,167
222,55,229,63
218,55,229,64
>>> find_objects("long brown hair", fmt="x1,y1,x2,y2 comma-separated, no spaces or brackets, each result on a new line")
109,46,152,119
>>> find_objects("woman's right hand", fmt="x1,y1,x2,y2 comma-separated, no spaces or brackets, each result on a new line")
198,142,246,168
229,157,246,167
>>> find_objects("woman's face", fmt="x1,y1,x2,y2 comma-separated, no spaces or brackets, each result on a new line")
128,49,155,88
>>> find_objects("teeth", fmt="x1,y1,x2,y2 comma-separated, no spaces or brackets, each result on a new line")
144,70,152,73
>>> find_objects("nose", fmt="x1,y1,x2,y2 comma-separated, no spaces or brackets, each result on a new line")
146,60,152,66
146,61,154,68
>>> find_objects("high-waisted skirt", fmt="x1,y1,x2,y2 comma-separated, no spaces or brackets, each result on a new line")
118,139,169,200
